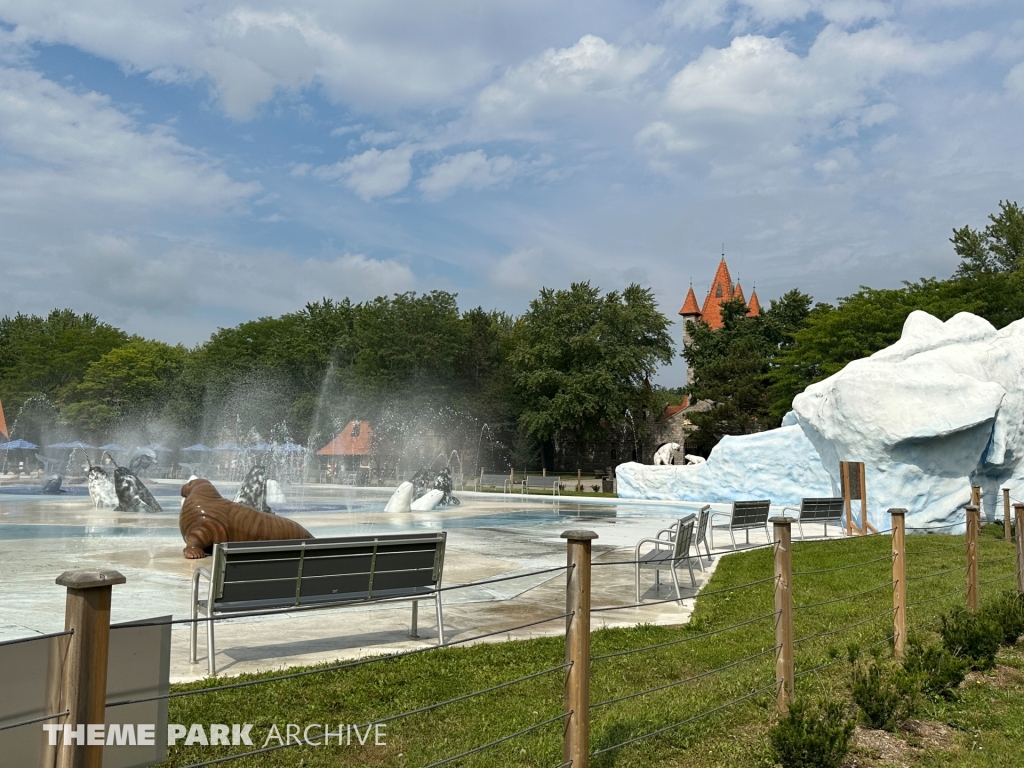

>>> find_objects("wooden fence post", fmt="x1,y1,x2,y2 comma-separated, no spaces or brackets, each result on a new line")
53,569,126,768
1014,504,1024,595
771,516,795,713
966,505,980,612
1004,488,1012,542
562,530,596,768
889,509,907,659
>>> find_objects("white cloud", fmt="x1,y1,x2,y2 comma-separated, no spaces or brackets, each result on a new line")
0,66,257,213
0,3,502,119
640,24,987,171
1006,61,1024,96
0,232,417,342
312,145,417,200
474,35,662,129
418,150,519,201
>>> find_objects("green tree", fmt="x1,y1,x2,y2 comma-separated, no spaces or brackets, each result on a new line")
509,282,673,447
684,290,812,442
954,200,1024,276
63,340,188,434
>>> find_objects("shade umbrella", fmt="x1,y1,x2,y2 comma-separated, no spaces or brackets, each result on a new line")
46,442,70,449
4,439,39,450
214,443,241,451
140,443,173,452
182,444,213,452
64,440,95,450
249,443,273,452
280,442,307,452
98,443,124,451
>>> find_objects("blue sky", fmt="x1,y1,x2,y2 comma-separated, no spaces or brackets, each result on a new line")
0,0,1022,386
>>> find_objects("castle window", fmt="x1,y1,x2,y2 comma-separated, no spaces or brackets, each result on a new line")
351,423,361,437
715,284,722,297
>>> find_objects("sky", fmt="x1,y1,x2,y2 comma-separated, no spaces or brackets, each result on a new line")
0,1,1022,387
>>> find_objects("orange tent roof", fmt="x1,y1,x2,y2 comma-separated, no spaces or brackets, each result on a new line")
747,289,761,317
317,420,373,456
700,258,734,330
678,286,701,317
0,398,7,441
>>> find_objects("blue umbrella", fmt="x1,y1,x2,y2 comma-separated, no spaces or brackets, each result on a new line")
214,443,241,451
3,439,39,449
64,440,95,450
140,443,173,452
279,442,307,452
98,443,124,451
46,442,70,449
249,443,273,451
182,444,213,452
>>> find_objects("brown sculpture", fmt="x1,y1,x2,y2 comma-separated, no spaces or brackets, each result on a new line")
179,478,313,559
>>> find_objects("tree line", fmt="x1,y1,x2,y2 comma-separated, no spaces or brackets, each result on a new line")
0,283,676,468
3,200,1020,465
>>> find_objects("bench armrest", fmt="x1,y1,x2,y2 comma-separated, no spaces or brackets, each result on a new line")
779,506,800,516
192,566,211,588
709,510,732,525
636,537,673,558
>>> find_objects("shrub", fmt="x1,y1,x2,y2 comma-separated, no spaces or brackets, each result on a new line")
902,636,967,699
979,590,1024,646
850,657,917,730
770,698,855,768
940,608,1002,670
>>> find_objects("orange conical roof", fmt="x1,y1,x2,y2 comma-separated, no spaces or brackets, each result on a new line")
746,289,761,317
733,282,746,305
0,398,7,440
700,258,734,330
679,285,701,316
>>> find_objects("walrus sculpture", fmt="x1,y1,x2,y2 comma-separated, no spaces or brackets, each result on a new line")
179,478,313,559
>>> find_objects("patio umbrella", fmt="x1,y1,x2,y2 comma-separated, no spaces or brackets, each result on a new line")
182,444,213,452
98,443,124,451
46,442,70,449
249,443,273,451
140,444,173,452
4,439,39,450
214,443,241,451
279,442,307,452
64,440,95,450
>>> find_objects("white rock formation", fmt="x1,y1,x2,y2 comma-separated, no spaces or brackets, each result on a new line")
618,311,1024,530
410,489,444,511
384,481,414,513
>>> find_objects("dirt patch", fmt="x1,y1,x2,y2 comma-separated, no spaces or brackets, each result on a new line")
842,721,959,767
963,663,1024,691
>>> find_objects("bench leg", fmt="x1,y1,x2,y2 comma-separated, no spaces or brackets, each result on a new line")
686,557,696,588
207,616,216,677
730,530,736,550
655,569,660,588
635,562,641,603
189,581,198,665
410,601,420,639
434,592,445,646
798,520,805,540
670,565,682,605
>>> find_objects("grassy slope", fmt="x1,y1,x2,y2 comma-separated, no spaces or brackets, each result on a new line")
160,525,1019,767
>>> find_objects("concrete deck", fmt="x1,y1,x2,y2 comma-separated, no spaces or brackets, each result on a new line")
0,481,792,682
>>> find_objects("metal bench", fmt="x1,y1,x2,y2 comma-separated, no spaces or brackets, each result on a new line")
783,497,845,539
710,500,772,549
635,515,698,604
190,532,447,675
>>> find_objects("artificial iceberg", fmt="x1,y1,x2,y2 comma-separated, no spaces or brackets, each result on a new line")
617,311,1024,529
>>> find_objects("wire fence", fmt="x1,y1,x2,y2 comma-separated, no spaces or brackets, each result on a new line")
11,502,1023,768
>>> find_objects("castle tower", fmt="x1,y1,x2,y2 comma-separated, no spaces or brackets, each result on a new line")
678,286,702,385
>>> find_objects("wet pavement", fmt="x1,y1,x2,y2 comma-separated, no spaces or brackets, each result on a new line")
0,478,799,681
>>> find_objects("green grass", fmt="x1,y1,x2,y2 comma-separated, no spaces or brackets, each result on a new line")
158,526,1021,767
